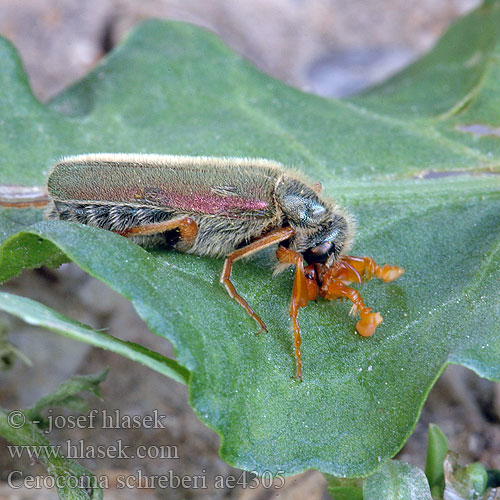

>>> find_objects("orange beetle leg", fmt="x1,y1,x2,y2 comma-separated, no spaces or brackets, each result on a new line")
304,264,320,302
119,216,199,246
221,227,295,334
339,255,405,283
276,247,318,381
320,271,383,337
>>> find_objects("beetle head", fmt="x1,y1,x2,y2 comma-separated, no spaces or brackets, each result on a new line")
276,176,354,267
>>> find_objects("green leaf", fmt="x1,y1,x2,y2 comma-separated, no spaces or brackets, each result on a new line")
0,409,103,499
443,452,490,500
455,462,488,496
425,423,449,493
0,372,107,500
352,1,500,120
364,460,432,500
25,370,108,424
0,292,189,385
1,2,500,476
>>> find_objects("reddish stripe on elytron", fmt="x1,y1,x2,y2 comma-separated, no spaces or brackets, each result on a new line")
139,188,269,215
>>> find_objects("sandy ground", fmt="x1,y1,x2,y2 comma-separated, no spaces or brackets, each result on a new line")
1,1,499,499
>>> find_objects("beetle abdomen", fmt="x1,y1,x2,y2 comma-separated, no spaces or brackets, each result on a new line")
45,200,179,247
46,199,279,256
46,200,173,231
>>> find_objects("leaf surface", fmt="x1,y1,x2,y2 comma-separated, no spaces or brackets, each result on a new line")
364,460,433,500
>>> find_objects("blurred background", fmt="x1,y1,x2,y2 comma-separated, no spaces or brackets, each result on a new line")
2,1,499,499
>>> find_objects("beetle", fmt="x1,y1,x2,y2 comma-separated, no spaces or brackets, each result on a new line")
1,154,404,380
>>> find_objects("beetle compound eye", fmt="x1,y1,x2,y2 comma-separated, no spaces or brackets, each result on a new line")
281,194,327,225
310,203,326,218
304,240,336,264
302,200,326,221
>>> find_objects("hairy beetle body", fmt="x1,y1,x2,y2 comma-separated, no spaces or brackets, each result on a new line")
46,154,353,262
